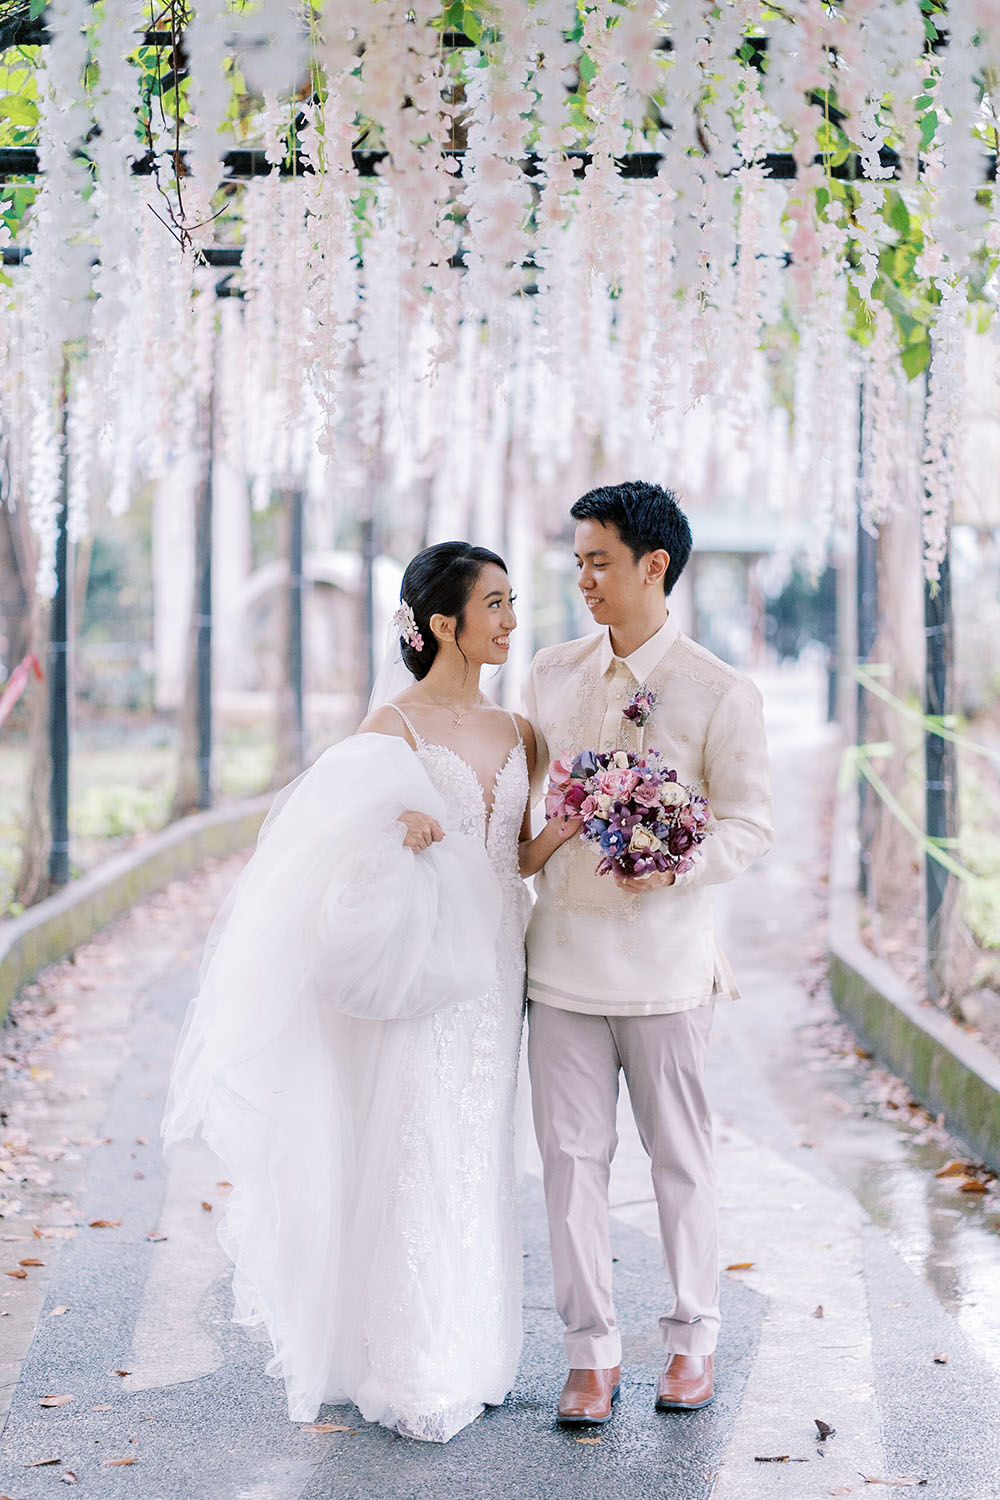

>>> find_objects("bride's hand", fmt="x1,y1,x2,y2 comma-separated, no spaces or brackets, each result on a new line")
398,811,445,852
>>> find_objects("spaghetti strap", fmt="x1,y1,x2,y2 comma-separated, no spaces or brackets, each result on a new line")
387,702,422,748
504,709,523,748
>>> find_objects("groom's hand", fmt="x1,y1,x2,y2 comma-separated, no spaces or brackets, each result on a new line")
613,866,676,894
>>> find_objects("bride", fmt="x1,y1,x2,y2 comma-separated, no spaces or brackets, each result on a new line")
162,540,577,1442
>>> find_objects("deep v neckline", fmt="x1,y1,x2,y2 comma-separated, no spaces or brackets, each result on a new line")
416,737,523,836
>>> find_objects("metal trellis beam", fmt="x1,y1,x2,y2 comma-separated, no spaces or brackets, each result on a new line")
3,141,941,185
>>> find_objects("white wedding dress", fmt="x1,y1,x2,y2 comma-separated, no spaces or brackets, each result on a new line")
163,718,529,1443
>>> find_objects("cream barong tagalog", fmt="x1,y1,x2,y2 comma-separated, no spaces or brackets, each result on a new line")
522,617,774,1016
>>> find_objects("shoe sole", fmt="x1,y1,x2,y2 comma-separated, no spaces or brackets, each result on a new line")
557,1384,621,1425
655,1393,714,1411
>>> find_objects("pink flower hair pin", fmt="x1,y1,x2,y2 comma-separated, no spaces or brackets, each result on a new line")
392,601,424,653
622,683,658,728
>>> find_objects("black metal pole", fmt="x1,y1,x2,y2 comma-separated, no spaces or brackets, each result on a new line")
288,486,305,773
924,538,955,988
195,388,214,810
820,561,838,723
855,379,878,899
48,402,70,889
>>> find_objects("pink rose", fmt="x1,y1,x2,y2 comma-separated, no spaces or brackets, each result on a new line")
548,757,575,787
598,769,639,799
633,780,661,808
579,795,598,820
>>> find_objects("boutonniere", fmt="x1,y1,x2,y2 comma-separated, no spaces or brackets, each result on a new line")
622,683,658,728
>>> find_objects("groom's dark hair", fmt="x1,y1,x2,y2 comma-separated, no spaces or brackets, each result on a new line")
570,481,692,596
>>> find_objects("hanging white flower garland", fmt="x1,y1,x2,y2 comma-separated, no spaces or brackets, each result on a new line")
2,0,1000,587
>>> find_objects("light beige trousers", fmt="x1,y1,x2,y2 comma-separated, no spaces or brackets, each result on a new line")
527,998,719,1369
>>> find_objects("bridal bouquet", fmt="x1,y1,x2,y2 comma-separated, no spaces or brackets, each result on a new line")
544,749,710,879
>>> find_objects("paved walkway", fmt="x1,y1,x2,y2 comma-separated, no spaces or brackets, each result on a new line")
2,665,1000,1499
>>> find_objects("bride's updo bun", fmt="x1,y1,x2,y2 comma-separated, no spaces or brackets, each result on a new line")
399,541,507,681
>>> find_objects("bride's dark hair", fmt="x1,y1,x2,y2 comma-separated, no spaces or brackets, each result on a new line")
399,541,508,681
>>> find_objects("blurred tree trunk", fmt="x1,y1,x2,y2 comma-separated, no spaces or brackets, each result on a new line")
272,487,305,788
171,450,212,819
0,497,29,669
14,593,51,907
171,392,214,819
8,498,52,906
866,505,925,925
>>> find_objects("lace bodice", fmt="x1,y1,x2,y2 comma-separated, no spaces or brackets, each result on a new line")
388,706,529,895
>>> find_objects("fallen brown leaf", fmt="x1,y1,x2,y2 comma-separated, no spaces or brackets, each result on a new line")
576,1436,601,1445
39,1394,74,1407
860,1478,928,1488
19,1257,44,1267
89,1219,121,1229
755,1455,809,1463
300,1423,352,1433
959,1179,988,1194
201,1201,213,1212
59,1473,78,1484
933,1353,948,1364
91,1403,113,1412
726,1261,755,1271
49,1306,69,1317
135,1137,148,1146
217,1180,233,1189
5,1268,27,1278
113,1369,131,1377
24,1457,62,1466
935,1160,970,1178
102,1457,136,1467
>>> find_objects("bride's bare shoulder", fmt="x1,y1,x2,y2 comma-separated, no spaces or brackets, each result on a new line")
356,703,414,742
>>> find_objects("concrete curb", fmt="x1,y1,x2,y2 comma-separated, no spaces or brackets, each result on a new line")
0,794,272,1024
828,782,1000,1174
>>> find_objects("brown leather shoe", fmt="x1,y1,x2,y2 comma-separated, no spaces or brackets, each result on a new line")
557,1365,621,1424
655,1353,714,1410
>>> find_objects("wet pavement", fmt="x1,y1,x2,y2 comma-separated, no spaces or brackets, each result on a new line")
2,663,1000,1499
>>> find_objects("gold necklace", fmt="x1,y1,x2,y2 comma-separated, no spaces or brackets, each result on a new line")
422,690,485,728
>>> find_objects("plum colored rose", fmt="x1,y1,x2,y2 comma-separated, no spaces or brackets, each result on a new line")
667,825,696,856
563,781,588,813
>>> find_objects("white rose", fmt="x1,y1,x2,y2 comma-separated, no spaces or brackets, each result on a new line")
659,782,687,808
596,793,614,819
628,825,662,854
612,750,631,770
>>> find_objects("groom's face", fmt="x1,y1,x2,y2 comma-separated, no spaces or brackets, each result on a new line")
574,519,651,629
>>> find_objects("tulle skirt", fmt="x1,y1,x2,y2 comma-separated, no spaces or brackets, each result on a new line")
162,734,525,1438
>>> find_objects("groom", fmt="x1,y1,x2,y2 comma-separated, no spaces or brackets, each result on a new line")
522,480,773,1423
